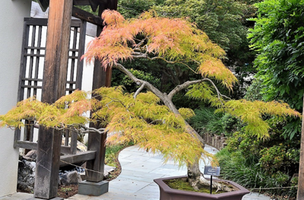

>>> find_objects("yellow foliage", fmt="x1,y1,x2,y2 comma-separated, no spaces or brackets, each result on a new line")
136,91,160,104
178,108,195,120
222,99,301,139
0,91,92,129
1,86,301,167
89,87,210,166
186,83,224,107
54,90,88,107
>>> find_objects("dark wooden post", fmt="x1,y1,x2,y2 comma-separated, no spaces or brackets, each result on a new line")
85,4,113,183
85,10,107,183
84,65,111,182
34,0,73,199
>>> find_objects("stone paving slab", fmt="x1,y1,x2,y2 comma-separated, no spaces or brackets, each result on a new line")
0,193,33,200
243,193,272,200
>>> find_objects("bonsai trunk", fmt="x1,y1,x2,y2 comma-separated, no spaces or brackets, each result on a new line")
162,94,232,192
114,63,232,192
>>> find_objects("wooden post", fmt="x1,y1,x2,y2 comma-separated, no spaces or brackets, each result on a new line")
34,0,73,199
297,95,304,200
85,13,106,183
85,4,113,182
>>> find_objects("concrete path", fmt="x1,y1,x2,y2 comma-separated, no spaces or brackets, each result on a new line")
70,145,188,200
0,145,271,200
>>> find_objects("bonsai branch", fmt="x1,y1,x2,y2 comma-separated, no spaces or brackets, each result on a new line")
114,62,205,144
114,63,165,99
203,78,231,106
168,79,207,100
130,51,198,75
149,57,198,75
134,82,146,99
78,125,106,134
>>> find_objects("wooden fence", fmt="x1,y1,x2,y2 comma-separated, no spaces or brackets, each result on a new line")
202,133,227,150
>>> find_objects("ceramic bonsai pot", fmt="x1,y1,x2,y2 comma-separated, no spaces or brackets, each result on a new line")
154,176,249,200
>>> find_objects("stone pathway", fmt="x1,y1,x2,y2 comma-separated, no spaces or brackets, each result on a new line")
69,145,271,200
70,145,188,200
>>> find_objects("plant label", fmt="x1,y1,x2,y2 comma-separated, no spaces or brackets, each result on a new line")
204,166,220,176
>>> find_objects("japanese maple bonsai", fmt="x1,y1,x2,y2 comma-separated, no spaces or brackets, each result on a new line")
0,10,300,198
81,10,299,194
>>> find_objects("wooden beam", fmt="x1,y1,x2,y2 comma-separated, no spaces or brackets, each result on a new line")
108,0,118,10
73,0,91,5
34,0,73,199
16,141,37,150
60,151,96,167
72,6,103,26
105,67,112,87
61,146,73,155
86,131,107,182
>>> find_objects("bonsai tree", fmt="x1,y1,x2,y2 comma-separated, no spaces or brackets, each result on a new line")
0,10,300,192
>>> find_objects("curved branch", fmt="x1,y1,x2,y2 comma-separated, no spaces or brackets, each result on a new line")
168,78,231,104
149,57,198,74
132,54,148,59
134,83,146,99
203,78,231,107
134,37,147,48
79,126,106,134
168,79,208,100
32,124,106,134
114,63,165,100
113,63,206,145
130,52,199,75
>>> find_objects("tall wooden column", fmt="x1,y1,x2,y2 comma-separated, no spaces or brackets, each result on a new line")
85,69,112,182
34,0,73,199
85,5,112,183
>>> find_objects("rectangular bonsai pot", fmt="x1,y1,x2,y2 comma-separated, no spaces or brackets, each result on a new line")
154,175,249,200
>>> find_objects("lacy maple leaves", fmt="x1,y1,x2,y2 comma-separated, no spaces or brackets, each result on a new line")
83,10,237,89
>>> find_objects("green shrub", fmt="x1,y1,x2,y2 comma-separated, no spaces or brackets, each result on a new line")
189,107,239,136
217,148,291,187
217,117,299,198
259,145,286,173
216,148,267,189
105,142,133,167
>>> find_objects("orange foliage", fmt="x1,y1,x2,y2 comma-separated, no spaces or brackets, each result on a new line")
102,9,125,26
82,10,237,88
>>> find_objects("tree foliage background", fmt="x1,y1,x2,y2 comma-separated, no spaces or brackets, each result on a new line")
248,0,304,111
216,0,304,198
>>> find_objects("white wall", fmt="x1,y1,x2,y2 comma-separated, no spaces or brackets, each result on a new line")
0,0,31,197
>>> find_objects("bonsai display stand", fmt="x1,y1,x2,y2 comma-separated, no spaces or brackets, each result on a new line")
78,180,109,196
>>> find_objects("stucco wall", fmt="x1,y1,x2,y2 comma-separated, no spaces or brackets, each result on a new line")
0,0,31,197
